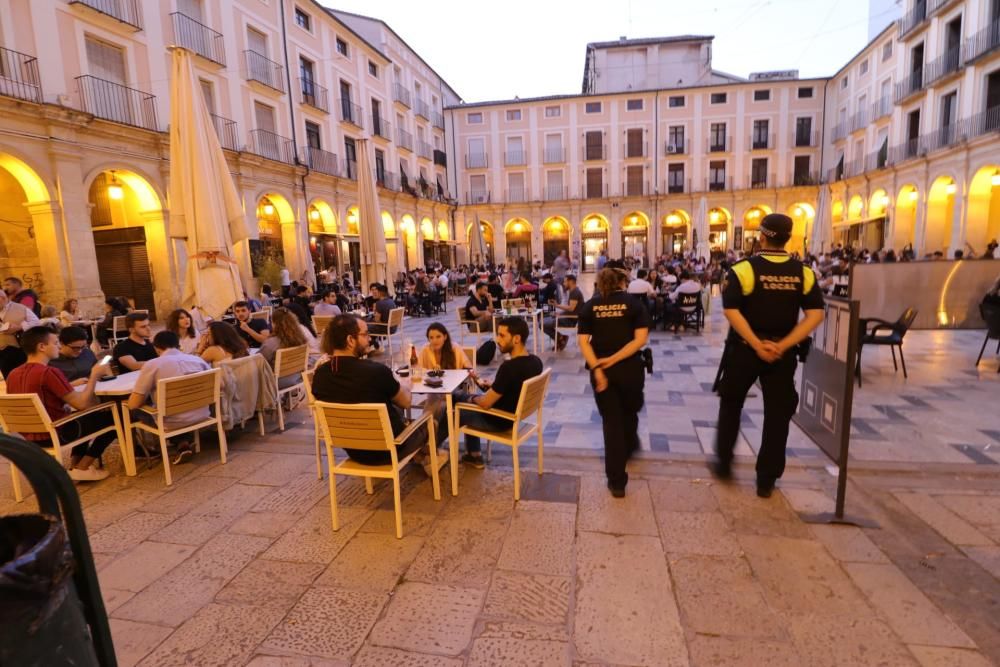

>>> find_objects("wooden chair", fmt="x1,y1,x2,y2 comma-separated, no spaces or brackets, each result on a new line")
251,310,270,325
313,315,334,338
301,369,324,479
370,307,404,362
314,402,439,538
274,344,308,431
455,368,551,500
110,315,130,345
0,395,126,502
461,346,476,374
457,307,485,349
855,308,918,387
122,368,226,486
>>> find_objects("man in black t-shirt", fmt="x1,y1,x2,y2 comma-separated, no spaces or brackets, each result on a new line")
311,314,431,465
464,282,494,331
112,312,157,371
369,284,399,335
457,317,543,468
232,301,270,348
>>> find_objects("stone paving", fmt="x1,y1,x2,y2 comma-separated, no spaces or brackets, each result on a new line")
2,287,1000,665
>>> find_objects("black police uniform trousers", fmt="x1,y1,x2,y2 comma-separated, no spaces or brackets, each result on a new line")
591,355,645,489
715,342,799,484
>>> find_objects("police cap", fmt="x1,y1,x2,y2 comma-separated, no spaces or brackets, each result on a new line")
760,213,793,242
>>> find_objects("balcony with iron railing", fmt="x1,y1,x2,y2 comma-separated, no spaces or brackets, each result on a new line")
748,172,775,190
582,183,609,199
888,135,929,164
844,157,866,178
393,83,411,107
506,187,530,203
377,170,399,191
898,0,927,39
543,147,566,163
664,175,688,193
926,123,960,152
417,141,433,160
582,144,606,160
209,113,239,151
664,139,688,155
826,165,844,183
397,128,413,151
955,105,1000,141
928,0,961,17
248,129,295,164
0,47,42,103
792,171,821,186
707,176,732,192
505,150,527,166
894,68,924,103
414,97,430,119
924,47,963,87
372,115,391,140
432,111,444,130
338,99,363,128
793,130,819,147
871,96,893,121
70,0,142,30
76,75,157,131
964,20,1000,63
831,123,848,142
171,12,225,66
748,133,775,150
706,136,731,153
343,159,358,180
849,109,869,134
622,181,650,197
624,142,647,158
304,146,338,175
466,152,489,169
866,147,891,172
298,78,328,112
243,50,285,92
466,189,491,205
544,185,568,201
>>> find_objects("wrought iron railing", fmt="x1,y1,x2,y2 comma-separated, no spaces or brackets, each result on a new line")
244,50,285,92
372,115,391,140
544,185,568,200
583,144,605,160
76,75,157,131
749,133,774,150
299,78,328,112
707,136,731,153
894,69,924,103
171,12,225,66
0,47,42,103
543,147,566,163
466,153,488,168
506,187,530,203
338,99,363,128
209,113,238,151
305,146,338,175
397,128,413,151
466,189,490,204
417,141,433,160
393,83,411,107
248,129,295,164
432,111,445,129
964,20,1000,63
414,97,430,119
70,0,142,29
898,0,927,38
871,96,893,121
624,141,647,158
664,139,688,155
924,47,963,86
955,106,1000,141
505,150,527,166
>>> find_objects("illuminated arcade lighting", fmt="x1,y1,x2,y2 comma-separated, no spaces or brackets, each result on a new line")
107,171,124,200
709,211,719,223
908,190,918,202
263,203,275,216
512,222,525,232
666,214,680,225
310,236,317,243
309,208,320,221
630,215,638,225
945,183,957,195
992,172,1000,187
793,206,802,216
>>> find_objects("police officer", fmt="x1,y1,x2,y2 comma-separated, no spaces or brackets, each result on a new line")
709,214,825,497
578,260,650,498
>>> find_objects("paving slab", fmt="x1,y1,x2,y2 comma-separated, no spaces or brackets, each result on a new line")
657,510,742,556
496,506,576,576
405,518,508,589
845,562,977,648
894,492,993,547
215,559,324,610
109,618,172,667
961,545,1000,579
90,511,176,555
809,524,890,563
684,635,804,667
783,612,921,667
315,532,424,591
933,494,1000,527
352,646,463,667
647,477,720,513
261,502,371,564
711,483,811,538
151,482,273,545
574,531,688,666
577,476,658,536
261,586,386,660
228,510,302,538
908,645,996,667
482,570,571,625
99,541,198,593
368,582,484,656
251,472,330,515
467,621,572,667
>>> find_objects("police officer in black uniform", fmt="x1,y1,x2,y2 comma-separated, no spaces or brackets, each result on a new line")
578,260,650,498
709,214,825,497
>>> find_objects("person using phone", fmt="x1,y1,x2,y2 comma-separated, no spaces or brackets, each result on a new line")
50,326,100,385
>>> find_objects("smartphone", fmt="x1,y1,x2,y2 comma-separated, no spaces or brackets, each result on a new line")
100,354,112,365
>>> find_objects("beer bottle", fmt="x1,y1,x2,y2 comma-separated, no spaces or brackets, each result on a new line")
410,344,422,382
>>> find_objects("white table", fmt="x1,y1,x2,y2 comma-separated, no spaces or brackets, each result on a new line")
409,369,469,496
492,309,543,356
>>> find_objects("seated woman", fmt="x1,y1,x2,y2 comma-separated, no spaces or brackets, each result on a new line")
258,307,312,388
60,298,84,328
197,321,249,365
419,323,472,448
95,297,128,347
166,308,201,355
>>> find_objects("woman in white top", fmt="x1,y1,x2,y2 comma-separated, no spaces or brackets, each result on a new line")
258,307,310,388
166,309,201,355
60,298,83,328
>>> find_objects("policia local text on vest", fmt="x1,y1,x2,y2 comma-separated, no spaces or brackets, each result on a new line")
709,214,825,498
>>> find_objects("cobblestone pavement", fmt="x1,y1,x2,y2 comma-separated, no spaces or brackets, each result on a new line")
1,288,998,665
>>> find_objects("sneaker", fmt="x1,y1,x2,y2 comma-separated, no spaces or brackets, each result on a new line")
607,481,626,498
421,450,449,478
708,459,733,482
756,480,775,498
68,466,110,482
461,453,485,469
172,443,195,466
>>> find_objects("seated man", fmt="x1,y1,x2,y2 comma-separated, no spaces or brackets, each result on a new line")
0,289,41,378
665,270,703,329
512,273,539,299
50,326,98,384
369,284,399,342
112,312,157,372
232,300,270,348
311,314,434,466
464,281,494,330
6,326,114,481
538,273,560,306
313,290,342,317
543,273,584,350
126,330,212,464
458,317,543,469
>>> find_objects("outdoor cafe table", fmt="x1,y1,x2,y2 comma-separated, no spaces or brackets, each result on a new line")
408,368,469,496
492,309,543,356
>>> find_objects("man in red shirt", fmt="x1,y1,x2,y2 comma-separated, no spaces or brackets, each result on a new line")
6,326,115,481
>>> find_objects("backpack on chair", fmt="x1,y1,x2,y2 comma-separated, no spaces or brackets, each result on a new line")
476,340,497,367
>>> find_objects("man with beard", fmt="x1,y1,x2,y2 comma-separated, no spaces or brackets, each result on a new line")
456,316,543,469
310,314,432,465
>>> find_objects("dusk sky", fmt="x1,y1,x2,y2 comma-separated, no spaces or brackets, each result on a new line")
319,0,889,102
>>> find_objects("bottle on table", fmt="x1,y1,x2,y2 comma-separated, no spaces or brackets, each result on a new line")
410,344,422,383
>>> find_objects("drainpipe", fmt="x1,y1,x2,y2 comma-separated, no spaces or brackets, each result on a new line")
653,91,660,262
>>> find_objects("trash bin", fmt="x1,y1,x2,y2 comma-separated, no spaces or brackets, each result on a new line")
0,514,100,667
